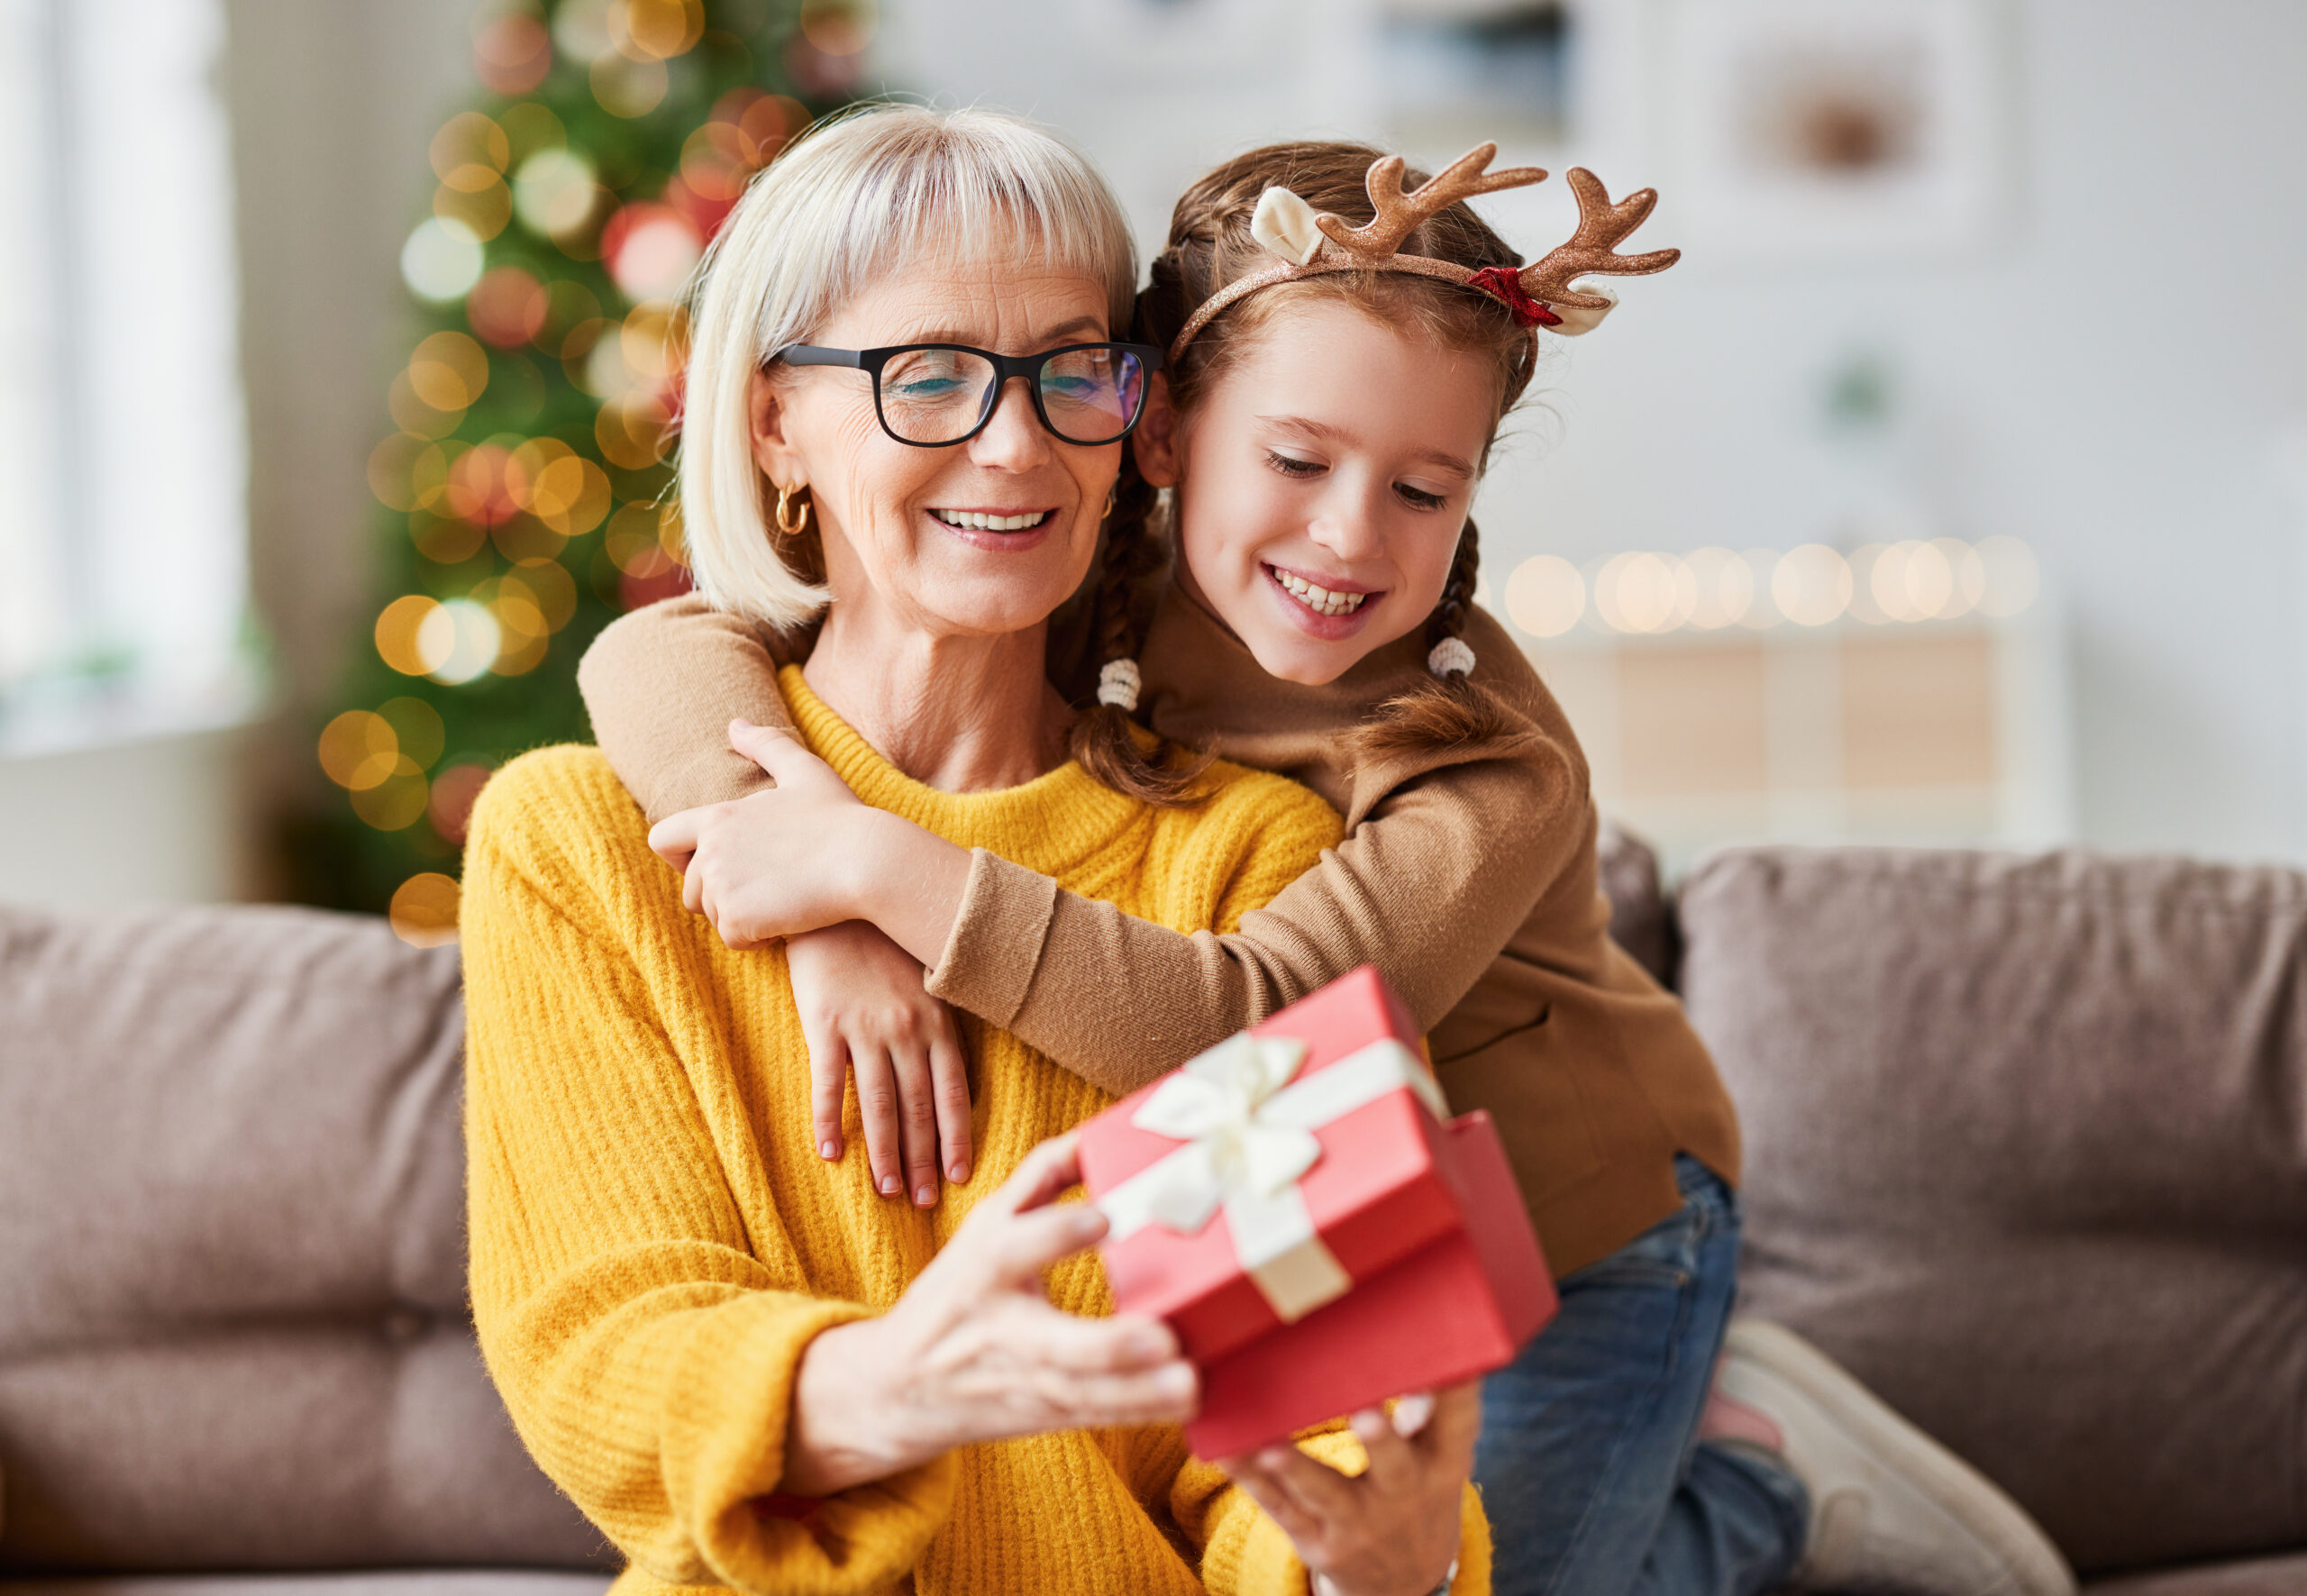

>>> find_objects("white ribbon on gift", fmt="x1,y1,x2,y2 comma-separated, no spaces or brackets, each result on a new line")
1096,1030,1450,1325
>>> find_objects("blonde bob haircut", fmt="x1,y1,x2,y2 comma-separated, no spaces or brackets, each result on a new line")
679,103,1139,632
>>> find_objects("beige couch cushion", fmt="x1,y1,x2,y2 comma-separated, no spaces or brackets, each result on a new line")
1676,848,2307,1578
0,902,609,1571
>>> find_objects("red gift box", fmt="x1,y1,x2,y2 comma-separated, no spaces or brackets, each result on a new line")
1080,966,1556,1458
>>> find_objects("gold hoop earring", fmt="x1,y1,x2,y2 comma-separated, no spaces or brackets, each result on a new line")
773,481,812,539
1102,485,1117,522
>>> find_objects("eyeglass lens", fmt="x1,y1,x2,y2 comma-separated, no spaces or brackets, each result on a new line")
877,346,1147,445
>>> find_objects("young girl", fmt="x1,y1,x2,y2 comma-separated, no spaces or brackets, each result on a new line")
580,139,2072,1596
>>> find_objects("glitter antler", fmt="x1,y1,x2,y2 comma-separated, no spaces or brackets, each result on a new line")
1518,168,1682,311
1315,142,1548,264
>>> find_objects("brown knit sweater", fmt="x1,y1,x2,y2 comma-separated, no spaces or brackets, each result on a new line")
577,589,1739,1277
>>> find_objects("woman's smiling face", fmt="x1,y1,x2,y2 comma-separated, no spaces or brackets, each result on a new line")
750,246,1122,646
1148,296,1500,686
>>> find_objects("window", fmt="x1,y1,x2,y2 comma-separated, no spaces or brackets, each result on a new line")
0,0,252,754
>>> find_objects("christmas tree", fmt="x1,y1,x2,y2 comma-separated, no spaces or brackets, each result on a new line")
304,0,872,941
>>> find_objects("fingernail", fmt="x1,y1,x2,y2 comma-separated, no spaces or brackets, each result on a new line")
915,1183,936,1206
1257,1446,1290,1470
1128,1325,1173,1360
880,1174,901,1196
1157,1364,1196,1399
949,1161,969,1182
820,1140,839,1161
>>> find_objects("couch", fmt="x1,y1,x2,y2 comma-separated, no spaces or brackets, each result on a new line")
2,831,2302,1592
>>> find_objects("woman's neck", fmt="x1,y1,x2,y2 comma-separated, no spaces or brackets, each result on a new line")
802,605,1071,793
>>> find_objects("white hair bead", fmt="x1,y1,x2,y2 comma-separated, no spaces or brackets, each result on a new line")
1097,658,1143,711
1428,636,1476,679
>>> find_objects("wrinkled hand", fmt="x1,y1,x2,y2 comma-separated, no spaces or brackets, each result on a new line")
783,1133,1198,1495
1224,1382,1479,1596
787,921,972,1204
646,719,875,947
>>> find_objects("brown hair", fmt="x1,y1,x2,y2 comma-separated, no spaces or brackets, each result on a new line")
1077,140,1540,796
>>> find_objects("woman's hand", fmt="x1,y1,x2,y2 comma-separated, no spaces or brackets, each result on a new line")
782,1133,1197,1495
1224,1383,1480,1596
787,922,973,1203
646,721,880,947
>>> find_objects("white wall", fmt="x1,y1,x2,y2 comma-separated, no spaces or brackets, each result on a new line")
878,0,2307,865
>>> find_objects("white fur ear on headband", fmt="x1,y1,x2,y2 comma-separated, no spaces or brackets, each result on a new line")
1251,187,1325,266
1546,281,1618,336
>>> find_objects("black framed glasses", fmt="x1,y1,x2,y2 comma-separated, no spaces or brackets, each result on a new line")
769,341,1163,448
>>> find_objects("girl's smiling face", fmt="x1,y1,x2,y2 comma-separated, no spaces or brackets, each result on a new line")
1141,296,1502,686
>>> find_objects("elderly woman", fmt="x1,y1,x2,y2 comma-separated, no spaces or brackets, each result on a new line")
460,107,1487,1596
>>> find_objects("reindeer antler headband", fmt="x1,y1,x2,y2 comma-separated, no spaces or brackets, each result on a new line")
1168,142,1682,363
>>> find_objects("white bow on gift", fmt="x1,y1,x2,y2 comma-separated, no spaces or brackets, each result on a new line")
1097,1030,1449,1324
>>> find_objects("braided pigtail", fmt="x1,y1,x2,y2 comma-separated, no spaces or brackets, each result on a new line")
1068,443,1216,805
1351,516,1528,762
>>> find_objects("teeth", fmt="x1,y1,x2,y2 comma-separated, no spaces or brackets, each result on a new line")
1272,567,1370,617
933,509,1048,531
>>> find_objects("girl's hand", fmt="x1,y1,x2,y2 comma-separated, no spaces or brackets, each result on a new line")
787,921,973,1204
1223,1383,1480,1596
646,720,877,946
783,1133,1198,1495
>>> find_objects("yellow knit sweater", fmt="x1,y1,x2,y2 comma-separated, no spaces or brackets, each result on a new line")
461,668,1491,1596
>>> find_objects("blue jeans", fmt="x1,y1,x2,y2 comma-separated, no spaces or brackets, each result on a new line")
1475,1155,1810,1596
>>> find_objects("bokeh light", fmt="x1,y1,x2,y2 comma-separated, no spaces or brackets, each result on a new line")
388,370,464,439
604,204,705,301
500,101,567,163
1505,553,1585,639
1771,544,1852,626
376,595,445,676
1593,551,1681,634
389,872,462,948
318,710,401,790
616,0,707,60
421,597,504,684
412,512,489,565
408,331,491,412
429,764,493,845
467,266,551,348
435,178,513,243
597,395,674,468
799,0,877,57
1677,547,1755,629
352,760,431,830
552,0,615,59
430,112,510,191
402,217,487,303
474,12,552,95
592,50,670,118
514,148,605,240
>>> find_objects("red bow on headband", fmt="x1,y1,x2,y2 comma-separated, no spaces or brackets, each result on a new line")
1466,267,1562,328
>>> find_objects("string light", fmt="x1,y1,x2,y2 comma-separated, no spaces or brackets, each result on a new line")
1507,537,2039,639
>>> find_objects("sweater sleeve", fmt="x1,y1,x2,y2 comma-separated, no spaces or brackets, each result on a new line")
576,591,803,823
461,752,953,1590
927,730,1580,1098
